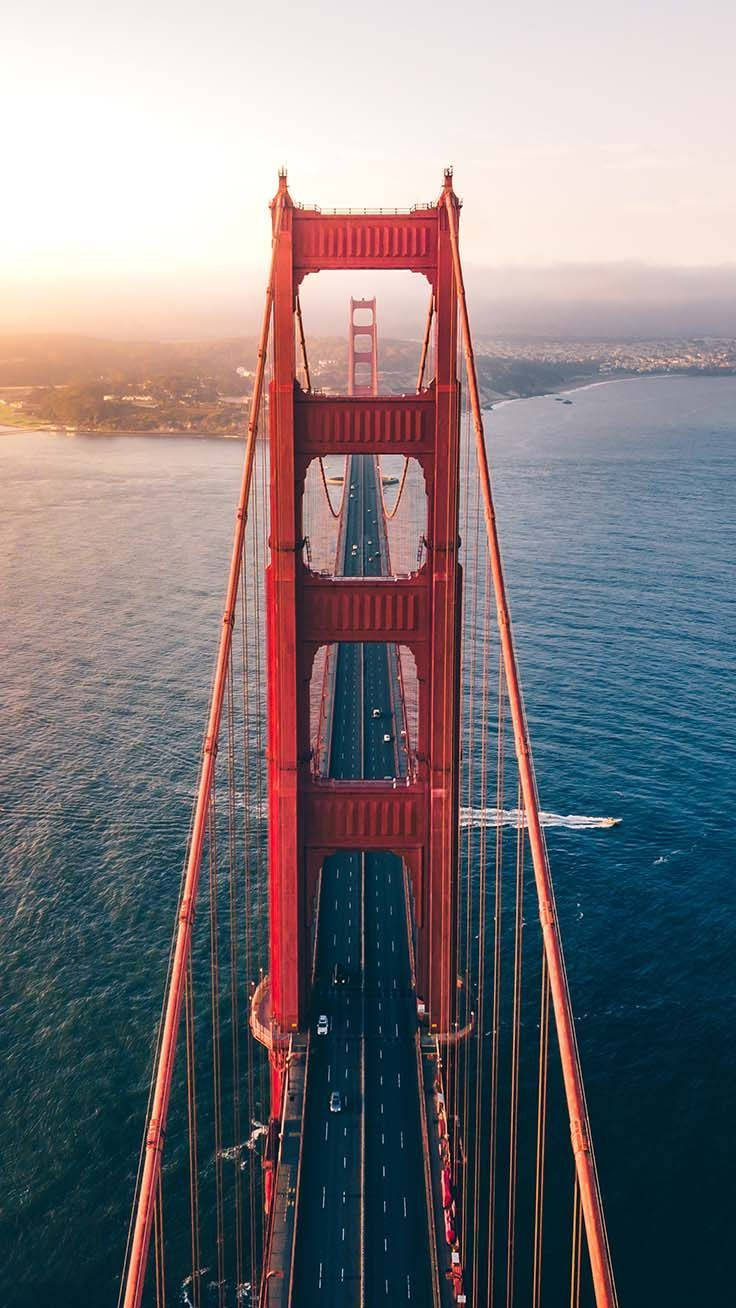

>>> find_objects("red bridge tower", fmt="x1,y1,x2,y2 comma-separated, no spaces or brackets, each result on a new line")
348,296,378,396
266,170,462,1092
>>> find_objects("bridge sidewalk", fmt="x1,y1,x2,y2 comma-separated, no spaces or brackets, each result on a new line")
421,1035,466,1307
260,1036,308,1307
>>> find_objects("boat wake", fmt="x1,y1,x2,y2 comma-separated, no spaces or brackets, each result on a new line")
460,807,621,830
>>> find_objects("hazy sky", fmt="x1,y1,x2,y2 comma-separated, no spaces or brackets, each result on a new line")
2,0,734,335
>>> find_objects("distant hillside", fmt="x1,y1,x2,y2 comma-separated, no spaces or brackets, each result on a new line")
0,335,261,391
2,333,732,436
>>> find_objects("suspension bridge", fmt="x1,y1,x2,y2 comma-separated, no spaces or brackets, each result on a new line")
119,170,618,1308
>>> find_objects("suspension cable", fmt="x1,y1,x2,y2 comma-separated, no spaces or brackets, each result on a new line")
417,288,434,392
295,290,311,393
120,190,285,1308
316,453,347,520
444,187,618,1308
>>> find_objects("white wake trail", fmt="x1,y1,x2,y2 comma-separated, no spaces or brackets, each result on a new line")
460,807,621,830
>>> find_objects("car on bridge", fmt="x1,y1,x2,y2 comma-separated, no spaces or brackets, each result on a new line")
329,1091,342,1113
316,1014,329,1036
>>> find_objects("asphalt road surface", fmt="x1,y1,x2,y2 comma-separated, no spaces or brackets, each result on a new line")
292,456,433,1305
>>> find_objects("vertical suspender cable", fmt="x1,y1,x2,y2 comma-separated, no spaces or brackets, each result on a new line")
226,661,244,1295
570,1177,583,1308
470,553,492,1307
184,956,201,1308
532,950,550,1308
487,652,505,1306
121,195,285,1308
208,790,226,1307
153,1171,165,1308
444,190,618,1308
505,786,525,1308
240,560,258,1288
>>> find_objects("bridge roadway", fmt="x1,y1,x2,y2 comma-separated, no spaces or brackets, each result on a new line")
292,455,435,1305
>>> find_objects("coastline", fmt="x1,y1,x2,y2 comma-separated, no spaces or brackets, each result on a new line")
2,372,732,439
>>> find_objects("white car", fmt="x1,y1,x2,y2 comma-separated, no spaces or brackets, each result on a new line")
372,707,381,719
383,733,392,744
316,1014,329,1036
329,1091,342,1113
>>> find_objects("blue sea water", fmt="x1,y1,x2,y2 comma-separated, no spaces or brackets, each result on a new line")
1,375,734,1305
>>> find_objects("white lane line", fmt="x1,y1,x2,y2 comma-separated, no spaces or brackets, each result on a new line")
397,1072,401,1088
400,1130,404,1150
342,1227,346,1242
382,1164,386,1178
407,1273,412,1299
344,1155,347,1169
395,1022,399,1038
325,1121,329,1141
403,1196,407,1218
322,1186,326,1209
318,1262,323,1288
328,1064,331,1083
384,1236,388,1251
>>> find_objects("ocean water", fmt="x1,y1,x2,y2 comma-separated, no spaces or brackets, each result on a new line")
1,375,734,1305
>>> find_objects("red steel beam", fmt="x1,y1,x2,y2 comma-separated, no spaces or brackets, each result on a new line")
444,189,618,1308
292,208,437,278
121,194,285,1308
299,574,429,646
295,392,434,456
302,778,426,848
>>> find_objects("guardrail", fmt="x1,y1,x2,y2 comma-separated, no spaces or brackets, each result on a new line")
415,1031,444,1308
